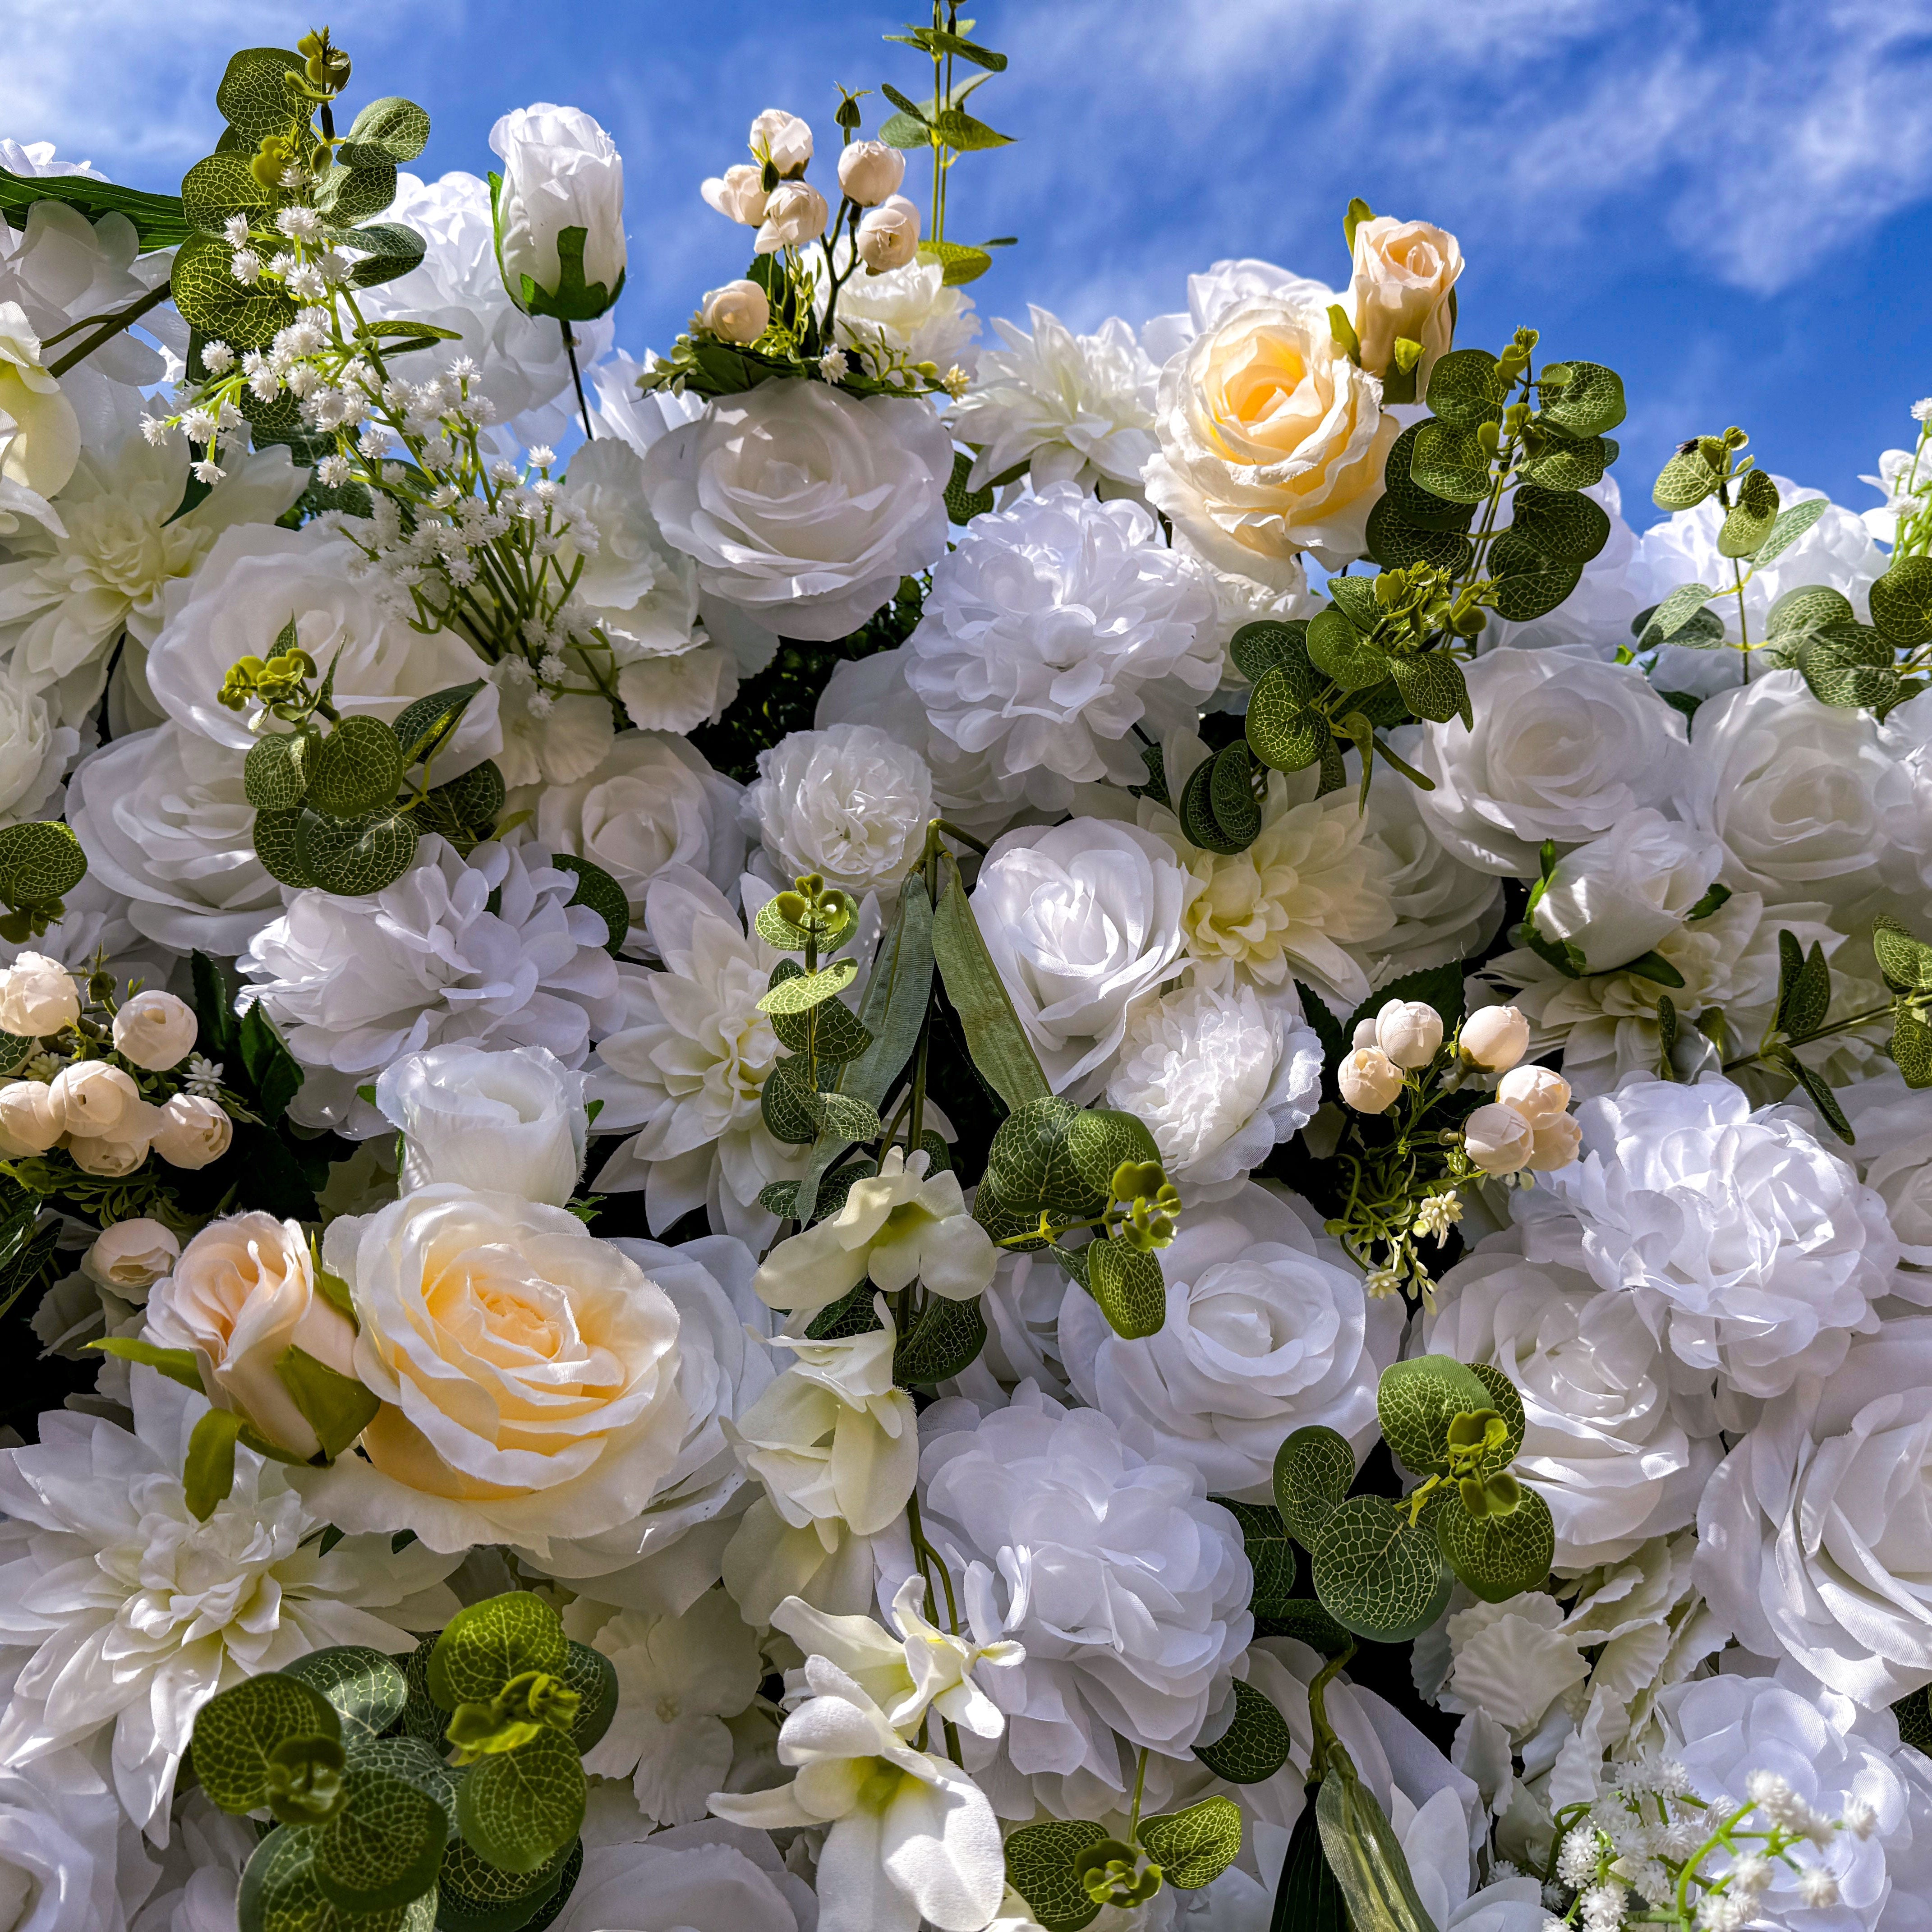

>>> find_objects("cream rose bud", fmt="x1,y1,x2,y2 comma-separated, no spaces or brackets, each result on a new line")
1526,1113,1582,1172
0,952,79,1037
837,139,905,206
50,1060,142,1136
855,195,920,274
1339,1047,1404,1113
148,1210,360,1459
1374,998,1443,1069
749,108,813,176
754,180,829,254
0,1079,62,1155
1346,215,1463,382
110,990,198,1071
700,162,770,227
374,1041,587,1208
83,1218,180,1301
699,279,770,346
150,1092,233,1170
66,1112,156,1177
488,104,627,318
1459,1004,1530,1072
1464,1102,1534,1175
1351,1017,1381,1051
1498,1064,1571,1127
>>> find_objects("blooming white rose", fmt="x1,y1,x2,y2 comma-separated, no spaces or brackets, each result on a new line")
375,1041,587,1207
488,104,626,313
855,194,920,272
753,181,828,254
1426,1220,1723,1569
1835,1069,1932,1266
700,163,770,228
1411,647,1691,875
1061,1182,1402,1496
111,989,197,1071
0,952,77,1035
744,722,934,899
1346,215,1463,383
1527,809,1724,974
150,1093,231,1169
1145,297,1397,578
0,671,74,829
904,483,1220,809
547,1824,816,1932
971,818,1196,1100
698,278,769,345
642,382,951,643
1104,967,1323,1199
1546,1075,1897,1399
838,138,905,205
0,299,78,498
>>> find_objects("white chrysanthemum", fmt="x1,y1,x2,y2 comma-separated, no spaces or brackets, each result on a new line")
904,483,1219,809
1103,966,1323,1199
1545,1075,1897,1400
1060,1182,1403,1497
817,240,980,377
239,837,622,1136
744,722,934,899
948,306,1159,494
0,1369,460,1838
915,1384,1252,1805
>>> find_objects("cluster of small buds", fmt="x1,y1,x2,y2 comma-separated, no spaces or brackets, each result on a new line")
1410,1189,1463,1242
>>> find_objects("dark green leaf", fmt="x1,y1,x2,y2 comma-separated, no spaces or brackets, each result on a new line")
931,868,1052,1111
893,1293,988,1385
1508,483,1611,563
1384,421,1477,533
192,1673,343,1815
1273,1426,1355,1546
1005,1819,1107,1932
456,1730,585,1875
283,1648,409,1739
1192,1681,1292,1785
1410,419,1492,504
1872,556,1932,649
1421,349,1503,429
1310,1495,1454,1642
0,166,189,252
552,854,628,956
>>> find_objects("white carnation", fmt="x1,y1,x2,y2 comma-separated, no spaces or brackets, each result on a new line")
744,722,934,899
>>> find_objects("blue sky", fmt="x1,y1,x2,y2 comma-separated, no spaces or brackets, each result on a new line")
9,0,1932,515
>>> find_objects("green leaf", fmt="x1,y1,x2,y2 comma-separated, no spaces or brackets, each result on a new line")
560,1642,618,1758
915,25,1008,68
1387,652,1470,727
1342,961,1466,1046
1753,496,1828,566
88,1336,206,1393
181,152,270,233
1246,669,1332,773
0,820,87,905
1421,349,1503,429
1306,607,1389,692
1214,1498,1297,1618
193,1672,343,1814
1775,929,1832,1039
879,111,932,151
456,1729,585,1875
511,224,625,324
316,156,398,225
1065,1108,1162,1202
245,733,312,811
1310,1496,1453,1642
1377,1355,1494,1476
274,1345,380,1459
1895,1007,1932,1089
932,106,1013,151
1141,1796,1243,1890
893,1292,988,1385
1872,555,1932,649
185,1405,246,1522
1508,484,1611,564
1649,581,1720,642
1192,1680,1292,1786
932,867,1053,1111
757,958,858,1016
0,1210,58,1322
945,449,994,524
170,230,297,348
1520,433,1614,493
1177,745,1260,854
239,1826,437,1932
1719,468,1780,559
419,759,507,846
1410,419,1493,504
295,806,419,897
986,1097,1096,1214
1653,448,1720,511
306,716,406,819
238,999,304,1122
1384,421,1477,533
1765,583,1856,644
1487,531,1585,623
393,681,486,766
1316,1769,1440,1932
761,1058,824,1145
1270,1789,1349,1932
344,1734,459,1833
440,1833,575,1916
1786,1056,1854,1145
919,239,994,286
1434,1485,1555,1603
347,96,431,163
552,854,629,957
772,995,874,1062
1632,601,1726,651
1537,359,1625,437
1087,1240,1166,1339
1005,1819,1107,1932
1273,1426,1355,1546
1365,496,1473,574
1463,1362,1526,1463
0,166,190,252
1872,915,1932,994
1257,1600,1357,1654
312,1765,446,1913
283,1647,409,1740
216,47,305,142
429,1593,569,1711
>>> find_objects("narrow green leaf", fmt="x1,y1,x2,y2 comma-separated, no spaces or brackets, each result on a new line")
931,867,1052,1111
185,1406,247,1522
88,1337,206,1393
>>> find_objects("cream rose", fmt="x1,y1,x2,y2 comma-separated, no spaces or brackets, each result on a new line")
304,1184,687,1553
856,195,920,274
146,1211,361,1459
0,953,78,1037
83,1218,180,1301
110,989,198,1071
837,139,904,206
65,1122,153,1177
1144,297,1398,578
150,1092,232,1169
754,181,828,255
700,162,769,228
50,1060,141,1137
1346,216,1463,383
0,1081,62,1155
488,103,626,316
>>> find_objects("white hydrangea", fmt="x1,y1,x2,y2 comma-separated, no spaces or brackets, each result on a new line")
905,483,1220,810
743,722,934,899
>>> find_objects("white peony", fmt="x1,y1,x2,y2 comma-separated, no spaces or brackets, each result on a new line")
744,722,934,898
1103,967,1324,1199
949,306,1159,494
818,239,980,378
641,381,952,644
0,668,74,829
971,818,1196,1101
904,483,1220,809
238,837,622,1135
1060,1182,1403,1497
65,725,280,957
1425,1219,1724,1569
1526,808,1724,974
0,1368,460,1837
1545,1075,1897,1400
915,1384,1253,1805
1411,647,1690,875
1697,1316,1932,1708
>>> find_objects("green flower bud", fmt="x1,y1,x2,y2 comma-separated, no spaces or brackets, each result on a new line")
263,1735,348,1825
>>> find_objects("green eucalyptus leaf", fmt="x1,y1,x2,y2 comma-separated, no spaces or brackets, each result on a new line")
893,1292,988,1386
296,807,419,897
393,681,486,766
1520,434,1614,492
1310,1496,1454,1642
1191,1681,1292,1786
216,47,305,143
1753,496,1828,567
1004,1818,1107,1932
1410,419,1493,504
244,733,312,812
347,96,432,163
1087,1240,1166,1339
986,1097,1095,1214
1766,583,1857,643
1421,349,1503,429
1633,602,1726,651
1377,1355,1494,1476
1653,448,1720,511
193,1672,343,1815
1464,1363,1527,1463
0,820,87,904
1872,555,1932,649
1273,1425,1356,1546
1246,668,1332,773
1894,1007,1932,1090
1718,468,1780,559
239,1825,438,1932
428,1593,568,1711
1139,1796,1243,1890
1872,915,1932,994
1214,1498,1297,1618
1434,1484,1555,1603
1387,652,1470,727
1648,581,1720,642
1228,620,1307,685
1487,531,1585,623
1538,359,1625,437
455,1730,585,1875
552,854,628,956
170,231,297,348
1384,421,1477,533
1307,607,1389,692
1365,496,1474,573
311,1765,447,1913
182,152,270,233
760,1058,824,1145
283,1647,409,1740
1508,483,1611,564
307,716,407,819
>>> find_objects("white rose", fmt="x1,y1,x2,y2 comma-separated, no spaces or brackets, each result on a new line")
1339,1047,1403,1113
1527,1114,1582,1172
749,109,813,176
1426,1219,1722,1569
641,382,951,643
488,104,626,314
1345,215,1463,383
83,1217,180,1299
0,299,79,499
1835,1069,1932,1265
547,1832,813,1932
971,818,1196,1100
855,194,920,273
1460,1005,1529,1072
1527,808,1723,975
0,953,77,1036
837,139,905,206
374,1041,587,1208
744,722,934,899
0,672,74,827
303,1184,686,1552
1412,647,1691,875
151,1092,232,1169
1145,297,1398,579
1375,998,1442,1068
147,1211,361,1459
111,989,198,1070
1060,1182,1403,1497
50,1059,139,1136
753,181,828,255
699,279,770,346
1464,1102,1533,1175
700,163,770,227
0,1080,62,1155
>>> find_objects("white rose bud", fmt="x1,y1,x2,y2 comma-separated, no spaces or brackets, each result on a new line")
50,1060,142,1136
855,194,921,273
1346,214,1463,385
0,1079,62,1156
700,162,771,227
1375,998,1443,1069
699,278,772,346
1525,1113,1583,1172
1351,1017,1381,1051
111,990,198,1072
488,104,626,319
749,108,814,177
837,139,906,207
1464,1101,1534,1176
1498,1064,1572,1128
0,952,79,1037
83,1218,180,1301
1339,1046,1405,1113
1459,1004,1530,1072
754,180,829,255
151,1092,233,1170
67,1111,156,1177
